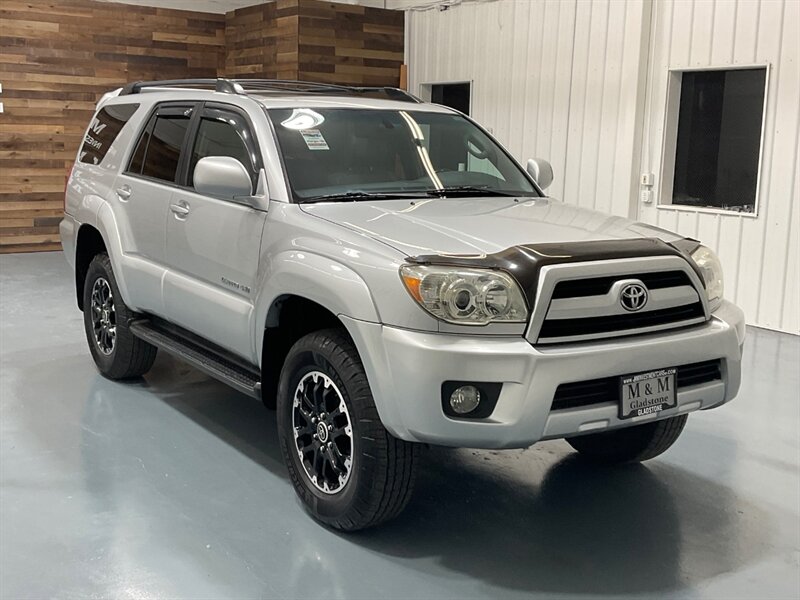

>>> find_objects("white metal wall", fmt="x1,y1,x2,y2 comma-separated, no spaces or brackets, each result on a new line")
406,0,799,333
407,0,649,217
639,0,799,333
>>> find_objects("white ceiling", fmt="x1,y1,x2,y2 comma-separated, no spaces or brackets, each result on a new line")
96,0,480,14
97,0,393,13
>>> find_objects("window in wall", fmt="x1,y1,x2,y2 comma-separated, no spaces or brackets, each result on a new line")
428,82,471,115
79,104,139,165
671,68,767,213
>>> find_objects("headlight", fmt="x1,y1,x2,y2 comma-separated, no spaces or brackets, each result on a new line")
690,244,724,311
399,264,528,325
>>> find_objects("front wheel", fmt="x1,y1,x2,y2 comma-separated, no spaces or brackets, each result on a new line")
277,329,419,531
566,414,688,464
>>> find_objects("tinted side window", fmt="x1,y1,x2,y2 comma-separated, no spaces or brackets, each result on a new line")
79,104,139,165
189,114,254,187
128,127,150,174
141,113,191,183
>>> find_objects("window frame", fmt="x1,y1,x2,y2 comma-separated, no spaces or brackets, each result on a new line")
418,80,473,116
656,63,770,219
265,106,543,203
123,101,263,197
79,103,140,166
124,101,200,188
183,102,263,194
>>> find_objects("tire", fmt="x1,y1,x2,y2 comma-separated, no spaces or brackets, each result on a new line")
566,414,688,464
82,253,157,379
277,328,418,531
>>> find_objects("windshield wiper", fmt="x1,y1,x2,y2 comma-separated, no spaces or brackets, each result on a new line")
298,191,428,204
426,185,517,198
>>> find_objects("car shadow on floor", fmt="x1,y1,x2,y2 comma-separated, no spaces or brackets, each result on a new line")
351,446,773,595
131,353,289,480
88,354,773,597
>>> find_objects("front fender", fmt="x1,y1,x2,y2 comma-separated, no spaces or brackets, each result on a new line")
254,250,380,361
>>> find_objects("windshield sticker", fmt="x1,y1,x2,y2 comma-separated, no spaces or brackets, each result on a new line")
300,129,329,150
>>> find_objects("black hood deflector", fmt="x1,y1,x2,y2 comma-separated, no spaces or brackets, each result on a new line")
408,238,703,307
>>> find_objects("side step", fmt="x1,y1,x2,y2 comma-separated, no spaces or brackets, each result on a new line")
129,319,261,399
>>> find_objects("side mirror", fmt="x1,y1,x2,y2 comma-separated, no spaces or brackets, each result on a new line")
194,156,254,201
526,158,554,191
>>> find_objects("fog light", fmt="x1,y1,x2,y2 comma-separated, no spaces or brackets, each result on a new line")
449,385,481,414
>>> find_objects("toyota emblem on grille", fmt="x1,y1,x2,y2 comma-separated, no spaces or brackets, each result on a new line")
620,283,648,312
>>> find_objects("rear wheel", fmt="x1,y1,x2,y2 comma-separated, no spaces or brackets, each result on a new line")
566,414,688,464
277,328,418,531
82,253,157,379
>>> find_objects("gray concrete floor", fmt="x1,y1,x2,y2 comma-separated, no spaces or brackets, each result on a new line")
1,251,798,600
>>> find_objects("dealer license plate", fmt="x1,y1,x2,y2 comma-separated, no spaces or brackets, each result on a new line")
619,368,677,419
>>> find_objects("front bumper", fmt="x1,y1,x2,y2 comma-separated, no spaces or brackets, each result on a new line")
343,300,745,449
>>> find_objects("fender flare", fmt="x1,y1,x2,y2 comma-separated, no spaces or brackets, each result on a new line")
91,202,135,308
254,250,380,362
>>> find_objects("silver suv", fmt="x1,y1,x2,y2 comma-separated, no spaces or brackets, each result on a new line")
61,78,745,530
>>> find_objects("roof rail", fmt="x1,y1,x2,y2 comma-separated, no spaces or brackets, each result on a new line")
118,77,421,103
119,78,242,96
235,79,421,102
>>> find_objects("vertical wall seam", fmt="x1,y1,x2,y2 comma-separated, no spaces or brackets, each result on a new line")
609,0,628,213
755,0,786,324
590,0,612,211
778,101,799,329
562,0,579,203
576,0,595,205
630,0,655,220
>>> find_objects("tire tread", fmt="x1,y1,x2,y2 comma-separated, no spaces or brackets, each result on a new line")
83,254,157,379
278,328,418,531
567,414,688,464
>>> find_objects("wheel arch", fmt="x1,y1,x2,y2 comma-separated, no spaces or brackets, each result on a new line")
254,251,382,403
74,224,108,310
260,294,349,407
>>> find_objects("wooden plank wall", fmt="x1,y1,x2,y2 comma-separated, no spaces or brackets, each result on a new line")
296,0,404,86
224,0,404,85
0,0,224,253
0,0,403,253
224,0,299,80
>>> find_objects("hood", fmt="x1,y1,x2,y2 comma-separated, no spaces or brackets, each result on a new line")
300,197,681,258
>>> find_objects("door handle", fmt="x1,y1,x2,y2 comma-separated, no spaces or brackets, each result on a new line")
169,202,190,218
116,185,132,201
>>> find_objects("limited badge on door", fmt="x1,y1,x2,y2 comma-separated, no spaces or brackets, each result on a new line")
619,368,677,419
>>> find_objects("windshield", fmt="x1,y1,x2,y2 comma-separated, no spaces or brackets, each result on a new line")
267,108,540,201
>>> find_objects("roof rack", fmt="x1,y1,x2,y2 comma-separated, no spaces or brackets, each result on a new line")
119,78,241,95
118,77,421,103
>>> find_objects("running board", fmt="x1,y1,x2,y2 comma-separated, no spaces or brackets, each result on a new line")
129,319,261,399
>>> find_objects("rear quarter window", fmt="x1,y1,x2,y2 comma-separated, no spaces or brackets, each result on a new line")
79,104,139,165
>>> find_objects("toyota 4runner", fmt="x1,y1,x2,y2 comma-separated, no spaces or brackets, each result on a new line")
61,78,745,531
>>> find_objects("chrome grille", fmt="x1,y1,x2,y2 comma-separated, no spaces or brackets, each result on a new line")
526,256,709,345
550,270,693,299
